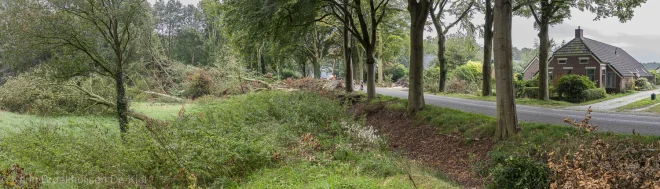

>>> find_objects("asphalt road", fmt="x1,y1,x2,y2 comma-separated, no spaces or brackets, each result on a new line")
376,87,660,136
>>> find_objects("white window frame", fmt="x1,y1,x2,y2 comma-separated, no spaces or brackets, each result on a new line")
558,58,568,64
548,68,554,81
579,57,590,64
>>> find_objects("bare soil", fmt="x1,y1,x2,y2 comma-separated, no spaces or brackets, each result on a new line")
350,102,495,188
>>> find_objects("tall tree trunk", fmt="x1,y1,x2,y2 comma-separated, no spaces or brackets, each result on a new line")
300,58,307,77
260,53,266,75
358,48,364,82
482,0,493,96
493,0,519,140
352,41,359,81
407,0,429,113
438,34,447,92
537,15,550,100
115,63,129,133
366,47,377,101
332,57,336,78
313,56,321,78
344,21,354,92
377,33,384,84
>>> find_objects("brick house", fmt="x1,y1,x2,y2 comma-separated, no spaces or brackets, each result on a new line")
522,56,539,80
542,27,654,93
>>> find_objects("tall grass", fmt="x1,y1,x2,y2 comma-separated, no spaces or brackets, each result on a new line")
0,91,455,188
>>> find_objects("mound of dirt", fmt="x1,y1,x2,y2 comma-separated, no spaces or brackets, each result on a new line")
351,103,494,188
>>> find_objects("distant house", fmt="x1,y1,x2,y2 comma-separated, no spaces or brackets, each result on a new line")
521,56,539,80
544,27,654,93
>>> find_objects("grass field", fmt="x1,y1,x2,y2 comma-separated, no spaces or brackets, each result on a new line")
0,92,456,188
616,98,660,112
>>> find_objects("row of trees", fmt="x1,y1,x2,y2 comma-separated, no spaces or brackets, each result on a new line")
0,0,647,140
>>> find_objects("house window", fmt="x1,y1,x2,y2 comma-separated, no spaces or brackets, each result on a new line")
558,58,567,64
587,69,596,82
579,57,589,64
563,67,573,75
606,73,616,88
549,69,553,81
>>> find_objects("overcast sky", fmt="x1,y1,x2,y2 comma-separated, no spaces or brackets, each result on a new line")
148,0,660,63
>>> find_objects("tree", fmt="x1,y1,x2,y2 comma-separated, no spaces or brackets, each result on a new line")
481,0,493,96
430,0,475,92
2,0,150,133
324,0,392,101
407,0,431,113
343,0,354,92
519,0,647,101
493,0,519,139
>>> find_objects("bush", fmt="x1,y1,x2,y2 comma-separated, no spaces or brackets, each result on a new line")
580,88,606,102
635,78,653,91
453,61,482,84
423,67,441,92
490,156,549,189
390,64,408,82
521,87,539,99
280,69,299,79
556,75,596,103
0,68,114,115
184,69,213,99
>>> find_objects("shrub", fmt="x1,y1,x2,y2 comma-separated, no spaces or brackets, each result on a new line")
390,64,408,82
423,67,441,92
556,75,596,103
184,69,213,99
521,87,539,99
580,88,606,102
453,61,482,84
445,77,480,94
489,156,549,189
280,69,299,79
635,78,653,91
0,68,114,115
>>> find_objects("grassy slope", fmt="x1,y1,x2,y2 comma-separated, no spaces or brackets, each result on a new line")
433,91,634,108
377,94,660,186
0,92,456,188
616,98,660,112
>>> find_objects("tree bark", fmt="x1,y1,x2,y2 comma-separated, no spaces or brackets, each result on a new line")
260,53,266,75
482,0,493,96
366,48,377,101
352,40,359,80
537,13,550,100
358,48,364,82
438,34,447,92
493,0,519,140
332,57,336,78
344,19,354,92
300,58,307,77
312,56,321,78
116,65,129,133
377,33,384,84
407,0,429,113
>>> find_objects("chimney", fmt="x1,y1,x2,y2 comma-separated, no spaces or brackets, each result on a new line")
575,26,583,38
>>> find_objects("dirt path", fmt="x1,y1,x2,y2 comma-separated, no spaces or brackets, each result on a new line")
352,103,495,188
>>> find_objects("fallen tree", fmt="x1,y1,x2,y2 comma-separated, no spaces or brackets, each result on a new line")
71,84,170,128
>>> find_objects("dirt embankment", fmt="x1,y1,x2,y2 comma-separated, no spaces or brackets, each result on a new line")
351,103,495,188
